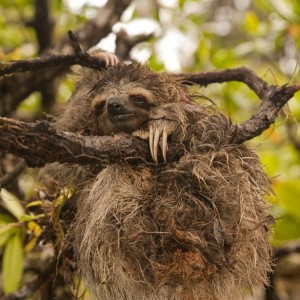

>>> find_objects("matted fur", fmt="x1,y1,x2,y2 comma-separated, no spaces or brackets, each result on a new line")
41,63,272,300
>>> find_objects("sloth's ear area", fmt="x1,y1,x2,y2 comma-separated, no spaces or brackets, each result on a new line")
88,48,119,67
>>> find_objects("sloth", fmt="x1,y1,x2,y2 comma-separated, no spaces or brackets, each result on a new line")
40,50,272,300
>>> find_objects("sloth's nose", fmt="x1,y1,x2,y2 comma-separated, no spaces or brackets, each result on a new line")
107,97,127,115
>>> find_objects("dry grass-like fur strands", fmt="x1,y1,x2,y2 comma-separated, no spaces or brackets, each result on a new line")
71,129,272,299
37,62,273,300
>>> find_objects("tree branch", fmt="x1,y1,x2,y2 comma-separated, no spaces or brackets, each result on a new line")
1,34,300,162
177,67,270,99
233,84,300,144
274,239,300,259
0,117,184,168
176,68,300,144
0,53,107,77
27,0,54,53
1,53,300,165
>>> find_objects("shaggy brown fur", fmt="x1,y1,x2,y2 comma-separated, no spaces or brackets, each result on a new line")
40,59,272,300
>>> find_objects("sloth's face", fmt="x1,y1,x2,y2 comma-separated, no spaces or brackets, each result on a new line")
91,85,154,135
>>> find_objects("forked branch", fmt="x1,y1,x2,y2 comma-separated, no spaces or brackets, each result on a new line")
0,33,299,167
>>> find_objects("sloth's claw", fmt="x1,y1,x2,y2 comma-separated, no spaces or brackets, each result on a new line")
99,52,119,66
106,52,119,66
153,128,160,163
134,119,178,163
148,126,169,163
161,130,168,163
149,126,154,161
88,49,119,66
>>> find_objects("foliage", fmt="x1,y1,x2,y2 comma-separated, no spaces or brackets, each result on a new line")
0,0,300,298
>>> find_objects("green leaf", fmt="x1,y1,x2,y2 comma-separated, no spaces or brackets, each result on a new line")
0,214,19,248
25,200,43,208
275,180,300,221
0,224,17,248
19,213,46,222
2,231,24,294
0,213,15,224
0,189,25,220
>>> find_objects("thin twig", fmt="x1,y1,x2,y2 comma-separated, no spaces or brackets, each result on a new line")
67,30,84,54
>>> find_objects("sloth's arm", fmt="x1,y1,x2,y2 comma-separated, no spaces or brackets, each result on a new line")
133,102,214,162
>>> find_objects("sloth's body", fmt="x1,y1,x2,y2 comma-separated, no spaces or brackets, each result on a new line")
41,53,272,299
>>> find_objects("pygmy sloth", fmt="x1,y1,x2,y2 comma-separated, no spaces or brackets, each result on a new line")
41,50,272,300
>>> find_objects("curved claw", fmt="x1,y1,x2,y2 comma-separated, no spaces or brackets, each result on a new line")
89,50,119,66
153,128,160,163
103,54,110,66
106,52,119,66
148,125,170,163
161,130,168,162
149,126,154,161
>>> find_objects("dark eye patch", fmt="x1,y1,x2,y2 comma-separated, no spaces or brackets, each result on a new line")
94,101,106,116
131,95,146,104
129,94,152,109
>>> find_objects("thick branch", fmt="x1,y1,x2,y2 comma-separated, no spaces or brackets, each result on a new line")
233,84,300,144
1,53,299,145
0,117,184,168
0,53,107,77
176,68,300,143
177,67,270,99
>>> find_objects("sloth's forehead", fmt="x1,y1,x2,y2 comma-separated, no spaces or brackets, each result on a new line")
93,81,149,95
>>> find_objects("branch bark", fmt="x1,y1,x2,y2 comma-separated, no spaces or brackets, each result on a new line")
176,68,300,144
1,57,300,166
233,84,300,144
0,53,107,77
0,117,184,168
1,51,299,166
177,67,270,99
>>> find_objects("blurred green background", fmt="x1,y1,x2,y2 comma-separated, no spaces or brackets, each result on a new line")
1,0,300,298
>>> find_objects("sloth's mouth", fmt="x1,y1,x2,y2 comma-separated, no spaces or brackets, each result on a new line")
109,113,134,122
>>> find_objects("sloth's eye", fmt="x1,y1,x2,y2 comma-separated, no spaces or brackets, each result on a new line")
94,101,106,115
130,95,146,105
